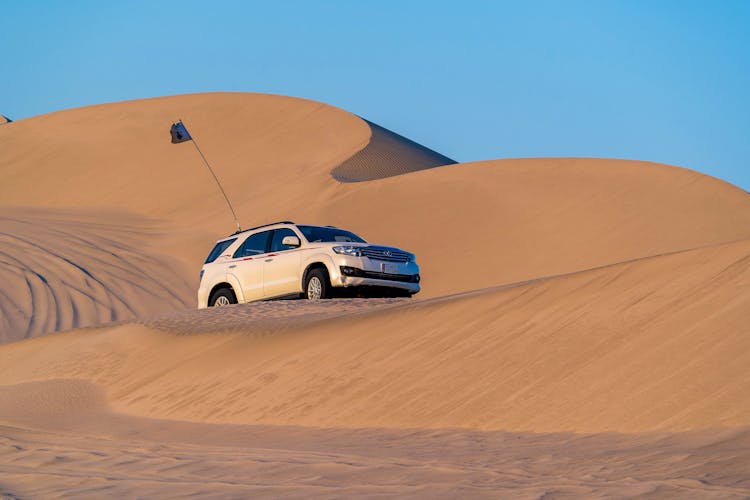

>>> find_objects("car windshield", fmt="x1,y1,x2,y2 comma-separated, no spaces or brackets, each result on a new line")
297,225,366,243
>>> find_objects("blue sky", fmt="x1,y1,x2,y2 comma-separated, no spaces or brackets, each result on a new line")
2,1,749,189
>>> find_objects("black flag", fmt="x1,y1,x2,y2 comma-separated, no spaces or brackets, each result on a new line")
170,121,192,143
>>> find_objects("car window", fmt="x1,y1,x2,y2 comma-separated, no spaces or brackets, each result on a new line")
204,238,237,264
233,231,271,258
270,228,298,252
297,225,366,243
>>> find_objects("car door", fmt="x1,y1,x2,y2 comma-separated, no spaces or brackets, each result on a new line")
229,230,271,302
263,228,302,298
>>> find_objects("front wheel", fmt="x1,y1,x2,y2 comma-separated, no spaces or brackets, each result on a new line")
305,268,331,300
209,288,237,307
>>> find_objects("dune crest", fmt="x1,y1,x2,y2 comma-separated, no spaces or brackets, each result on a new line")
0,114,10,124
331,119,456,182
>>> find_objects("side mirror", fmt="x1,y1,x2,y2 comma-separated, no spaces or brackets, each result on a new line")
282,235,301,248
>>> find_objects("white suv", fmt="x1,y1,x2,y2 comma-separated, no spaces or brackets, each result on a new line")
198,221,421,307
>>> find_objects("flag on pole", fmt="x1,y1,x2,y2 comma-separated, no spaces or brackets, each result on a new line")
167,118,242,231
170,120,192,143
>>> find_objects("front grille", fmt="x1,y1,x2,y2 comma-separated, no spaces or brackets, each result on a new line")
360,245,410,263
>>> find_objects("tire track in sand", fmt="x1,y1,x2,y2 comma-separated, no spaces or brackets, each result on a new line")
0,209,194,343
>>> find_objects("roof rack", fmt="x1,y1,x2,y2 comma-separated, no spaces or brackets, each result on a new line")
230,221,295,236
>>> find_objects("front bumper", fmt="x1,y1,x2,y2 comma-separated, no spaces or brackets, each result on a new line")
339,265,420,283
329,254,421,293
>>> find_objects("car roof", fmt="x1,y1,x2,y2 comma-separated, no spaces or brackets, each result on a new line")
229,220,295,236
215,222,348,243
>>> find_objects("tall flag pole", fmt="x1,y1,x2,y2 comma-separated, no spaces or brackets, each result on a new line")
170,120,241,233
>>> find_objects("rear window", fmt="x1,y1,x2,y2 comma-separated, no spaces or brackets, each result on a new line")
204,238,237,264
298,225,366,243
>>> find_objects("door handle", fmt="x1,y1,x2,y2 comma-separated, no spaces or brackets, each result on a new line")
229,264,237,269
265,258,273,262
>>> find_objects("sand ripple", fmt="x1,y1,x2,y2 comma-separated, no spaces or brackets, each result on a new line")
0,208,193,342
141,297,410,335
1,417,748,499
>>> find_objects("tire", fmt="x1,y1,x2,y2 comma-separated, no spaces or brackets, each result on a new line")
209,287,237,307
305,268,331,300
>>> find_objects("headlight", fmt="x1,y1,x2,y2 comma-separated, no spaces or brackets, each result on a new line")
333,245,363,257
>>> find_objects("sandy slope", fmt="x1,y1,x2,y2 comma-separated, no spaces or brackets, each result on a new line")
0,93,364,295
3,239,750,495
2,413,749,498
2,238,749,433
317,157,750,298
2,92,750,494
0,115,9,125
331,119,457,181
2,92,750,430
3,93,750,340
0,93,456,339
0,93,367,223
0,207,193,341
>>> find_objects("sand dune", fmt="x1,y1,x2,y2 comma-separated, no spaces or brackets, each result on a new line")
0,92,368,291
318,157,750,298
0,93,456,338
3,93,750,339
0,114,10,125
2,92,750,494
2,238,749,433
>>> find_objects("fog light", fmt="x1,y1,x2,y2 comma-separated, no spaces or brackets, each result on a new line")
340,266,363,277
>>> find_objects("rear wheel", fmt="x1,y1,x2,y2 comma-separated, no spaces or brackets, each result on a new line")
209,288,237,307
305,268,331,300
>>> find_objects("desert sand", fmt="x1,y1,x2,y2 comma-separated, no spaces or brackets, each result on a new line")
1,92,749,497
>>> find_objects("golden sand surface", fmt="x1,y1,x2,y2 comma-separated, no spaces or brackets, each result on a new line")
1,92,749,496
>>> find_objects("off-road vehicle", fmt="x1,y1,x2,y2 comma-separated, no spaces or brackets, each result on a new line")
198,221,420,307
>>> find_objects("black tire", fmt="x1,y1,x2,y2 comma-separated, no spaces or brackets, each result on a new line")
304,268,331,300
209,287,237,307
